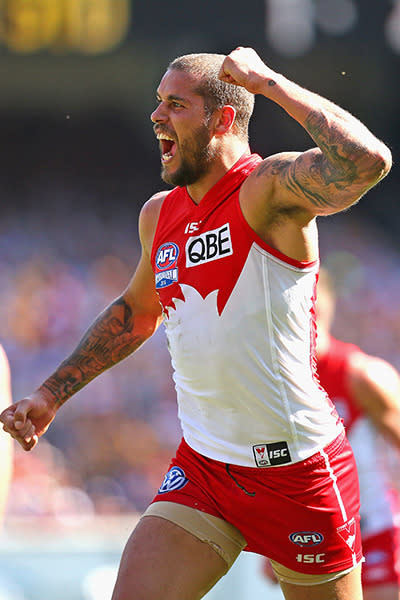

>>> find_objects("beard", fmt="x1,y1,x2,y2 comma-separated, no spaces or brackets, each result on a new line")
161,123,217,187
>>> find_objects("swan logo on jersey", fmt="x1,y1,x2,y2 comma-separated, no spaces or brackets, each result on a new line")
186,223,233,267
289,532,324,547
252,441,291,467
155,242,179,288
158,466,188,494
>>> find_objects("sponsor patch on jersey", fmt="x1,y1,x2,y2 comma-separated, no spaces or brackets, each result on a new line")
185,223,233,267
158,466,188,494
289,531,324,547
155,242,179,288
252,441,291,467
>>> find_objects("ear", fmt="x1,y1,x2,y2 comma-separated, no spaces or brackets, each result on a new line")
214,105,236,136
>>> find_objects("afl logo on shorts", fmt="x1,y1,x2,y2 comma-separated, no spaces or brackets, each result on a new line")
289,532,324,547
158,466,188,494
155,242,179,289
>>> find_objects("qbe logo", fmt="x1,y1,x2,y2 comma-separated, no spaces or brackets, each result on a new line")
252,441,291,467
185,223,233,267
289,531,324,547
158,467,188,494
155,242,179,288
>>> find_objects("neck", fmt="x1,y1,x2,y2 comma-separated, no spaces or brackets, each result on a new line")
187,141,250,205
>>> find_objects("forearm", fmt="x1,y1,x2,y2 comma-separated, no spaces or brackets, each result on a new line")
39,296,154,409
260,73,391,185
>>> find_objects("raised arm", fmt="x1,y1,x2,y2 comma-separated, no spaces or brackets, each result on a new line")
220,47,392,217
0,194,165,451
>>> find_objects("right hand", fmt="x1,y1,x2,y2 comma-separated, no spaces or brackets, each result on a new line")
218,47,276,95
0,391,57,451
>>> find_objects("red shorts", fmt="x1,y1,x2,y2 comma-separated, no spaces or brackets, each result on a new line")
362,527,400,587
150,431,362,574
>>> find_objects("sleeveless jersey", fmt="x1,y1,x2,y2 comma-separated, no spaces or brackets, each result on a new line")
151,153,343,467
317,336,397,535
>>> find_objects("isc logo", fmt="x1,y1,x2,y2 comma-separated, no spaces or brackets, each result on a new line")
185,223,233,267
253,441,291,467
296,553,326,563
289,532,324,547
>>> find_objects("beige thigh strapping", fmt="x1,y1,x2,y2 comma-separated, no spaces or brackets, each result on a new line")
143,501,362,585
270,558,362,586
142,501,246,568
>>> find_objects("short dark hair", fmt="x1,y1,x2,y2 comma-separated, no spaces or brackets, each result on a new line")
168,53,255,141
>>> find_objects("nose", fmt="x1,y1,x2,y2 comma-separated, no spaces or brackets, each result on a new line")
151,102,166,123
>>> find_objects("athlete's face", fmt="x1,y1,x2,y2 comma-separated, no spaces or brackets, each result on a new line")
151,69,218,187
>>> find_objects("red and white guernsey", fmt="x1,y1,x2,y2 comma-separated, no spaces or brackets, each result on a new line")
151,153,343,467
317,336,397,536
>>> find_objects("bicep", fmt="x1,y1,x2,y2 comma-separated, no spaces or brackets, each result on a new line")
123,251,163,332
252,150,368,217
121,195,165,335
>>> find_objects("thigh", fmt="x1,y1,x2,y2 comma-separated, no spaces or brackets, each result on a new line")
111,515,229,600
279,563,363,600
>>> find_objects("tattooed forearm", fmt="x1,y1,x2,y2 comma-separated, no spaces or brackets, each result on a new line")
41,297,146,407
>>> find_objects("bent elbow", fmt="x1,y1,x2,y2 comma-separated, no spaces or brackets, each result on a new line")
370,142,392,182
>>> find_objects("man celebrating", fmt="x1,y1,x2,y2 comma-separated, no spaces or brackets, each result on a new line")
0,47,392,600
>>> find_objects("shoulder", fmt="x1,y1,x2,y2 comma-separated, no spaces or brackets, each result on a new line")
244,151,301,190
139,191,170,255
140,190,170,223
240,150,312,225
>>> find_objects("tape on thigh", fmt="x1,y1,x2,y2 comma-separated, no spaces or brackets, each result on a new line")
270,558,362,586
142,501,246,568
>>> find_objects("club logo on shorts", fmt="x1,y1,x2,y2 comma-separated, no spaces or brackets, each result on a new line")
289,531,324,547
337,517,356,551
158,466,188,494
252,441,291,467
155,242,179,289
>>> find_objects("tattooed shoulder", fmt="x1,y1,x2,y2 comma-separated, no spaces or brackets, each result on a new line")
255,156,294,179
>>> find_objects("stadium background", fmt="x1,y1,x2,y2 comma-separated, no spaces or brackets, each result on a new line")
0,1,399,598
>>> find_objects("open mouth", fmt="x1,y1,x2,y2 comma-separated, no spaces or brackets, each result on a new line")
157,133,177,163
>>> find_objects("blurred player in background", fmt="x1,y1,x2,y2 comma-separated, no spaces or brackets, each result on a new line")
0,46,392,600
264,267,400,600
0,344,13,526
317,268,400,600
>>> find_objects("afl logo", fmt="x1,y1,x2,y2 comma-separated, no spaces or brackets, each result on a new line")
156,242,179,271
289,532,324,547
158,467,188,494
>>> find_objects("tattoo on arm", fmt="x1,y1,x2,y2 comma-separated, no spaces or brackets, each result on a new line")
299,111,385,207
42,297,145,406
257,111,386,211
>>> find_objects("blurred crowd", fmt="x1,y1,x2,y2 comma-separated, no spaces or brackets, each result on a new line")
0,206,180,520
1,202,400,522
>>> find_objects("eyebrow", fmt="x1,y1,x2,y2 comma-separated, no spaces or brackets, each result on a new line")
157,93,189,104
